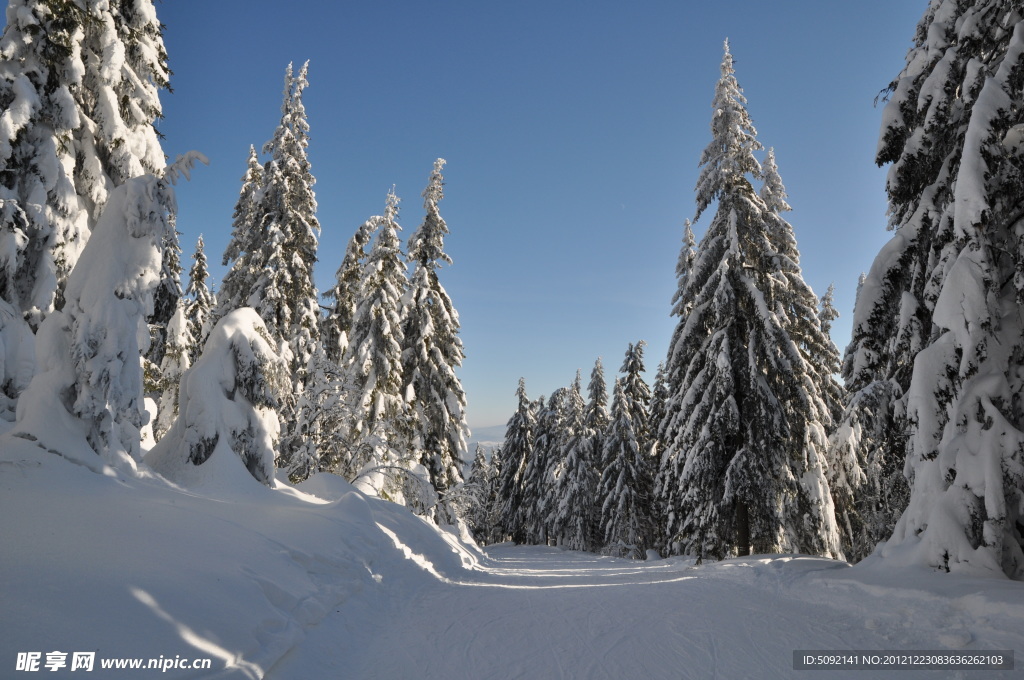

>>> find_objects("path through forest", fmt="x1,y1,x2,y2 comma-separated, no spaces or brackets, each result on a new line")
266,536,1024,680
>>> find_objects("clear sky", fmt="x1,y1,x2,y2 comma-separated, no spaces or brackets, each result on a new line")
149,0,927,430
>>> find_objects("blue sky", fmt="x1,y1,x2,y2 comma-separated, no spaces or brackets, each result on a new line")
154,1,928,429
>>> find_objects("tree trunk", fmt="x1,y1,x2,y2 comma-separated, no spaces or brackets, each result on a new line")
736,501,750,556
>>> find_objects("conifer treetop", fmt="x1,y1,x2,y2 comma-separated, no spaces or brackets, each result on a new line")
693,39,762,223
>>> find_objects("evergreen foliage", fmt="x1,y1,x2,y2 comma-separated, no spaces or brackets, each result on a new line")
600,378,655,559
550,372,597,551
0,0,168,324
402,159,469,521
338,189,415,503
322,219,374,364
184,235,215,362
496,379,535,543
656,41,840,561
844,0,1024,577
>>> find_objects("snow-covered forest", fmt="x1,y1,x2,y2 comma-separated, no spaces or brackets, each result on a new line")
2,0,1023,678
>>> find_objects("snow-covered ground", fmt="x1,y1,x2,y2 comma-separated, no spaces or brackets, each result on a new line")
3,438,1022,679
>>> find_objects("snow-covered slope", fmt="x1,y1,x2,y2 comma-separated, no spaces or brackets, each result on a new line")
3,436,1022,679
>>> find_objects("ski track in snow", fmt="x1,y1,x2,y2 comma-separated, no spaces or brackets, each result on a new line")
268,540,1024,680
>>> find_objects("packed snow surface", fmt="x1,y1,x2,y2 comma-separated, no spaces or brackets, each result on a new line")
2,441,1022,679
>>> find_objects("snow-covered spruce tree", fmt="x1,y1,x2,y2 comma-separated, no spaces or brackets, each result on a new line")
0,0,168,325
322,219,374,364
10,171,181,467
0,296,34,423
143,218,183,394
145,308,287,486
286,344,348,482
465,444,494,544
520,389,567,544
153,298,192,441
550,372,597,551
496,378,535,543
840,0,1024,578
339,189,420,505
184,235,215,361
402,159,469,522
216,146,264,317
600,378,656,559
215,64,321,477
618,341,652,456
656,41,840,561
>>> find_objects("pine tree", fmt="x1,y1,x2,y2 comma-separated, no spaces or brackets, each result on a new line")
288,344,348,482
153,298,192,441
550,372,597,551
0,0,168,325
214,64,322,478
144,219,183,392
216,146,265,317
184,235,215,362
657,41,840,561
13,172,179,468
465,444,494,544
843,0,1024,578
145,308,287,486
339,189,415,503
520,390,565,544
322,219,374,364
496,378,535,543
600,378,655,559
402,159,469,522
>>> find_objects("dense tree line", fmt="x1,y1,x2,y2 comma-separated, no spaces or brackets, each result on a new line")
1,0,1020,577
0,1,469,524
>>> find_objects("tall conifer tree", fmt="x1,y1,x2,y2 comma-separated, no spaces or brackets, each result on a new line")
657,41,840,561
841,0,1024,577
402,159,469,521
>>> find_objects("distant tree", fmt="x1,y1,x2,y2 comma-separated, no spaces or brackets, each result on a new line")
520,390,565,544
496,379,535,543
217,146,265,317
550,372,597,551
322,220,374,364
657,41,840,561
154,299,192,441
184,235,216,361
402,159,469,522
600,378,656,559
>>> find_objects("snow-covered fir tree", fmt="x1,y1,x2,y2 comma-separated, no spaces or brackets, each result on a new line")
402,159,469,522
143,219,183,393
287,344,348,482
214,64,322,477
0,0,168,325
550,372,597,551
146,308,287,486
217,146,265,316
617,341,651,456
600,378,656,559
842,0,1024,578
465,444,494,544
322,219,374,364
338,189,417,504
496,378,535,543
656,41,840,561
12,172,180,468
154,299,192,441
519,390,565,544
184,235,216,362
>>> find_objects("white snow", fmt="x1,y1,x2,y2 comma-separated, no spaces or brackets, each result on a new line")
2,437,1022,679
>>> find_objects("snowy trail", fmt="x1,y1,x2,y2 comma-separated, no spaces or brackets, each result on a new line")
266,537,1024,680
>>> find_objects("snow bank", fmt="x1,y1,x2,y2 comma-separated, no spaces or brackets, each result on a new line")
0,434,480,679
